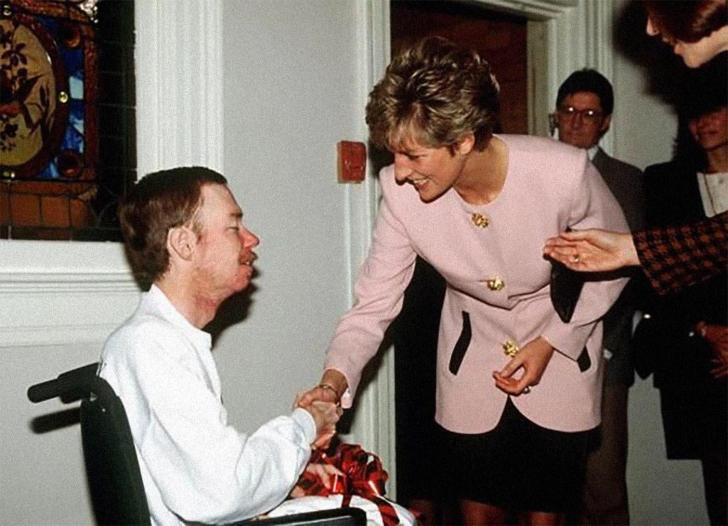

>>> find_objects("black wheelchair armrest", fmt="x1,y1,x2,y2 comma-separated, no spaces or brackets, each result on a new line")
229,507,367,525
27,362,99,404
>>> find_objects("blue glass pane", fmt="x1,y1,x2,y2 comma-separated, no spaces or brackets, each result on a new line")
38,16,59,34
62,125,84,153
70,99,84,135
38,161,59,180
60,48,84,79
69,75,83,100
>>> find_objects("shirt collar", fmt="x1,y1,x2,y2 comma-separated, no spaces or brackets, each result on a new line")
587,145,599,161
144,284,212,349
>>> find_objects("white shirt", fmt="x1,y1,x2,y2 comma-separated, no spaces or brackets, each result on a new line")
697,171,728,217
587,145,599,161
99,285,316,525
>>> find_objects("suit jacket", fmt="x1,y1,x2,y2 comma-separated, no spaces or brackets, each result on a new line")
592,148,645,386
638,161,727,388
592,148,644,232
325,135,629,434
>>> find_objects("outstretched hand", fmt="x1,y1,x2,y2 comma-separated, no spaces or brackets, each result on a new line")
492,337,554,395
543,229,639,272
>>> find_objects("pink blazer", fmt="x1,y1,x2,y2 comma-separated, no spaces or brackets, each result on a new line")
325,135,629,433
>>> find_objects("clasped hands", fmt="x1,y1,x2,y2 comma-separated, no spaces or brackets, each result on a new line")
291,377,346,496
295,371,347,450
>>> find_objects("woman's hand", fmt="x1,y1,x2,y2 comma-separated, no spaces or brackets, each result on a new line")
492,337,554,395
295,370,347,448
543,229,639,272
696,321,728,379
295,369,347,409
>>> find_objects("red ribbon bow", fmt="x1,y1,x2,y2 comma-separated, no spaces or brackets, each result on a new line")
296,443,400,525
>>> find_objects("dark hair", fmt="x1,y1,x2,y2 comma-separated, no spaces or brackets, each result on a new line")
681,55,728,119
644,0,727,43
556,68,614,115
119,166,227,286
674,56,728,165
365,36,500,152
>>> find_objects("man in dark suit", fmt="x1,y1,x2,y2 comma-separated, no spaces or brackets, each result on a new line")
553,69,645,526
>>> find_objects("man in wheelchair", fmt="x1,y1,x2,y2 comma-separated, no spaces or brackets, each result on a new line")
98,167,342,525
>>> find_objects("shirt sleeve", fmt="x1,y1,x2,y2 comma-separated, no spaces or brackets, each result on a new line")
542,158,631,359
101,326,314,524
635,211,728,295
324,187,417,407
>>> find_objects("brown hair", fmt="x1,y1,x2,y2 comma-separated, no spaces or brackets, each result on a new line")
644,0,727,43
119,166,227,286
365,36,500,152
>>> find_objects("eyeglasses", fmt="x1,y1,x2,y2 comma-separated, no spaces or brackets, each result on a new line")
556,106,604,123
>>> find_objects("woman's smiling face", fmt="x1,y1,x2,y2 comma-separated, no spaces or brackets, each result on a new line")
390,136,470,203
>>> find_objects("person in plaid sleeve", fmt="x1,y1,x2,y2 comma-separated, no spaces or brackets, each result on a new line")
636,85,727,525
542,212,727,296
543,0,728,292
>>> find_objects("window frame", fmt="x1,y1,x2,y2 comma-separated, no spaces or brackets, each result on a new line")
0,1,223,347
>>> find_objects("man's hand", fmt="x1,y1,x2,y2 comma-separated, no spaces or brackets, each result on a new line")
290,463,344,498
543,229,639,272
303,401,342,449
492,337,555,395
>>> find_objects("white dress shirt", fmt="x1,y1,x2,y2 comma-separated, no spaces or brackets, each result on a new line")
697,171,728,216
100,285,315,525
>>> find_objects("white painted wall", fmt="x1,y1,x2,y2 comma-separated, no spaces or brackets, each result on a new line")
0,1,712,524
216,0,371,432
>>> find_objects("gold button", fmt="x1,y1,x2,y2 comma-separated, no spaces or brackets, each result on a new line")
471,213,489,228
502,339,520,358
486,277,505,291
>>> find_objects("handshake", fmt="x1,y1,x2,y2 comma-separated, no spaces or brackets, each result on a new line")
295,371,347,449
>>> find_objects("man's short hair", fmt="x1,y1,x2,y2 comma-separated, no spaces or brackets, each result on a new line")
119,167,227,286
556,68,614,116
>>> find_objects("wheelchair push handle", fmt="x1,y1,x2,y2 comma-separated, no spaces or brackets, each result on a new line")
27,362,99,403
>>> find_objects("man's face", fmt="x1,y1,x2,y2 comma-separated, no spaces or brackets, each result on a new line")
192,184,259,302
556,91,611,150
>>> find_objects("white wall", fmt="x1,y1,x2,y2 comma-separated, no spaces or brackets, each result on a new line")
217,0,370,431
0,1,375,524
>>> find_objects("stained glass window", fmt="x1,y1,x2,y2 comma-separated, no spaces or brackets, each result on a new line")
0,0,134,240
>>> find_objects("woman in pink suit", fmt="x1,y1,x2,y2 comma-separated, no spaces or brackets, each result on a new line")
298,37,628,525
